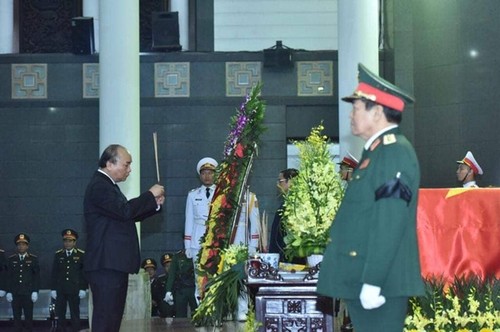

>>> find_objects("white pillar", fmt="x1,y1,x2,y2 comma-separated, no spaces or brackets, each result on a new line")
169,0,189,51
83,0,100,52
338,0,379,160
99,0,141,200
0,0,14,54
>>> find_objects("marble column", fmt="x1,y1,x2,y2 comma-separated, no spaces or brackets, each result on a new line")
337,0,379,161
0,0,15,53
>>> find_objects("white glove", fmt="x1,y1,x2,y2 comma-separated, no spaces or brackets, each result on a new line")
79,290,86,299
185,248,192,259
163,291,174,305
31,292,38,303
50,290,57,300
0,290,6,297
6,293,13,302
359,284,386,309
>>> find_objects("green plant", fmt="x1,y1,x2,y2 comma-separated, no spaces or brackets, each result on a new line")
281,123,344,258
404,276,500,332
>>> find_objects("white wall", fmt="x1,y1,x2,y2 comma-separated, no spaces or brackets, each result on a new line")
214,0,338,51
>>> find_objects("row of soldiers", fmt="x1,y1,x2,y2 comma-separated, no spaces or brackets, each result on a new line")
141,249,197,319
0,229,198,331
0,229,85,332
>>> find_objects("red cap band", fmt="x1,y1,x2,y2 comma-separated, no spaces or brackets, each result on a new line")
355,82,405,112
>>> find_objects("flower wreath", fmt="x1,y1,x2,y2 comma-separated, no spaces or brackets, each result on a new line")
195,83,266,299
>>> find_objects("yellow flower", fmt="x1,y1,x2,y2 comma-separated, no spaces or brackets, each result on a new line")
282,123,344,258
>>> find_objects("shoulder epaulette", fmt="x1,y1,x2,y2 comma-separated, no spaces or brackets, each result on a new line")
76,248,85,253
383,133,397,145
0,249,4,252
28,253,37,257
189,188,197,192
9,254,16,258
56,249,64,253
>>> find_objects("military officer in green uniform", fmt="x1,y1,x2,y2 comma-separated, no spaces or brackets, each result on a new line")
317,64,424,332
5,233,40,332
50,229,87,332
164,250,197,318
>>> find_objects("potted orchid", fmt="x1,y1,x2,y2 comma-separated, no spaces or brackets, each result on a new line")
281,123,344,261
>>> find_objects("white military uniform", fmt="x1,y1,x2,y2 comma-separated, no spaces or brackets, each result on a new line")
232,192,260,253
184,184,215,259
233,191,261,321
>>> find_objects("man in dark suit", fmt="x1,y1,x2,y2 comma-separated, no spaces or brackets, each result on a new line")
5,233,40,332
83,144,165,332
317,64,424,332
268,168,298,261
50,229,87,332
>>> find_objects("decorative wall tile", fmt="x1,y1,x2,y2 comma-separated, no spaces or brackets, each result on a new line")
297,61,333,96
226,62,261,97
83,63,100,99
154,62,190,97
11,64,47,99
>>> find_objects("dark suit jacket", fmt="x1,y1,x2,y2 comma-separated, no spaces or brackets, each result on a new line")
83,171,160,274
317,127,424,299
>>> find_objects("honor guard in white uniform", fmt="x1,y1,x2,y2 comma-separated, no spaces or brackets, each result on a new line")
232,191,260,254
184,157,218,300
456,151,483,188
232,191,261,321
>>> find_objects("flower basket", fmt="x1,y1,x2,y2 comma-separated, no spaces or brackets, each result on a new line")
282,123,344,259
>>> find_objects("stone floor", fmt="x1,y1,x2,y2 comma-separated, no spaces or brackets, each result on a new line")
0,317,246,332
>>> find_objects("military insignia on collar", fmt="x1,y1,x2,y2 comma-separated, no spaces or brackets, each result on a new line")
359,158,370,169
383,133,397,145
370,138,381,151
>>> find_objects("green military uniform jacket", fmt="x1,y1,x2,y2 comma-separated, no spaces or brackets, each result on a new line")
317,127,424,299
165,250,195,293
7,253,40,295
51,248,87,294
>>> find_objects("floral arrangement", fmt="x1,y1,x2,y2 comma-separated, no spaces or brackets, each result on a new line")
192,244,248,326
404,276,500,332
282,123,344,258
196,83,266,298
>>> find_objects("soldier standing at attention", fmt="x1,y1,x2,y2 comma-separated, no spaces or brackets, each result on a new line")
50,229,87,332
155,253,174,317
317,64,424,332
164,250,198,318
5,233,40,332
456,151,483,188
184,157,218,300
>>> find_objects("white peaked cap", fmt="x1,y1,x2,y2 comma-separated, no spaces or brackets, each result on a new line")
196,157,218,174
457,151,483,175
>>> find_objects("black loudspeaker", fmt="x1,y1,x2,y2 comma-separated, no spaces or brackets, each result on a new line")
264,41,293,69
152,11,181,51
71,17,95,55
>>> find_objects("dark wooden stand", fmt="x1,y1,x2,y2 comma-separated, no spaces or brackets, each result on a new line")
247,261,334,332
